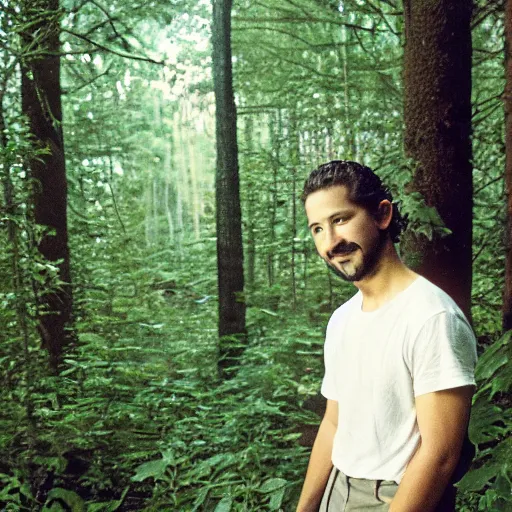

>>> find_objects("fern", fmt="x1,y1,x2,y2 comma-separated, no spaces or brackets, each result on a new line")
458,331,512,510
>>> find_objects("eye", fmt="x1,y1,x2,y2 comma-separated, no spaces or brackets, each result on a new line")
332,216,345,225
311,226,323,235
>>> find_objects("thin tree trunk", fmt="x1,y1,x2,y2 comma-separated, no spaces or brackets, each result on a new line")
172,112,184,252
244,116,256,289
291,166,297,311
152,177,158,241
164,142,175,243
20,0,74,370
268,110,281,287
403,0,473,319
290,111,300,311
339,24,356,160
504,0,512,331
187,138,201,240
212,0,247,378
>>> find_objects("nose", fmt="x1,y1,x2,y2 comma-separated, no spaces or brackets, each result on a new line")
324,226,343,258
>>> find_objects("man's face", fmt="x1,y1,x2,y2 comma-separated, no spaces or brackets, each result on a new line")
304,185,388,283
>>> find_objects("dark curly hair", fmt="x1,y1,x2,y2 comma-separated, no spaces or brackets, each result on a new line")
301,160,408,243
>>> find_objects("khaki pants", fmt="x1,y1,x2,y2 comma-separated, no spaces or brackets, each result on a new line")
319,467,457,512
319,467,398,511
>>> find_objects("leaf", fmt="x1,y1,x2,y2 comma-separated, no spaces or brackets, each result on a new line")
469,398,506,444
214,496,232,512
475,334,510,382
138,323,165,329
259,309,279,317
42,503,66,512
87,486,129,512
132,458,169,482
45,488,86,512
259,478,287,493
458,438,512,493
191,487,209,512
457,463,503,493
269,487,286,511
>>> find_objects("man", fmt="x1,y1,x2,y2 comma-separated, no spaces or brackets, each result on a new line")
296,161,477,512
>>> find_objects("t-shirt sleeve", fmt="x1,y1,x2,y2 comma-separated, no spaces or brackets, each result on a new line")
320,314,340,400
409,312,477,397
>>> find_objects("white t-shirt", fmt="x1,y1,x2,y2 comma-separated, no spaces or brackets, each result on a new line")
321,276,477,483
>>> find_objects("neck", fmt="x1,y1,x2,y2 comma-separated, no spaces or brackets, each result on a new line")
354,241,418,312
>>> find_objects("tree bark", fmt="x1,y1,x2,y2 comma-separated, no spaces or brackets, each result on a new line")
504,0,512,331
20,0,74,370
403,0,473,319
212,0,247,378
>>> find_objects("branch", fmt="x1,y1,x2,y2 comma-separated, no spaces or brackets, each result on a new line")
471,0,505,29
234,16,379,33
364,0,400,36
473,92,502,110
255,43,335,78
474,174,504,195
61,28,165,65
83,17,119,38
88,0,133,52
107,180,126,234
472,102,502,126
253,0,304,18
280,0,317,19
378,0,400,8
234,25,326,49
62,64,112,94
70,0,92,14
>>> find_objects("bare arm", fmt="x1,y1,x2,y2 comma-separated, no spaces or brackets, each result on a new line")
389,385,474,512
296,399,338,512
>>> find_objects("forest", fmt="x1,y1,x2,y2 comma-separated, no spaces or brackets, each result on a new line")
0,0,511,510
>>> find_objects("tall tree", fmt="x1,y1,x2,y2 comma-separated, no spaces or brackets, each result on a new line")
20,0,74,370
403,0,473,319
505,0,512,331
212,0,247,378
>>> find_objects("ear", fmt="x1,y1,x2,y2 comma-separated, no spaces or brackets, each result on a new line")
376,200,393,230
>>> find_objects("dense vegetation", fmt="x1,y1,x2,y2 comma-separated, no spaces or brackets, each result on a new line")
0,0,510,511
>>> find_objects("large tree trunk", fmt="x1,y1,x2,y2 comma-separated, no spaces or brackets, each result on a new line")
403,0,473,319
504,0,512,331
212,0,247,378
20,0,73,370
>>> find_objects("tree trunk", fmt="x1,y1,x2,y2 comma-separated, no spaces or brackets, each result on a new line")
244,116,256,290
290,111,300,311
172,112,184,254
20,0,74,370
339,24,356,160
504,0,512,331
164,142,175,243
403,0,473,319
187,137,201,240
212,0,247,378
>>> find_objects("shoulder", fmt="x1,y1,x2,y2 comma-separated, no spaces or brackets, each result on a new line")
404,278,477,363
327,292,360,331
406,277,471,332
323,292,360,353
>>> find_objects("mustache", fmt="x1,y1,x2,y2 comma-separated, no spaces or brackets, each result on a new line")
327,241,360,260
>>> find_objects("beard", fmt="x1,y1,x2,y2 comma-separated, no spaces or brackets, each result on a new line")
325,230,387,283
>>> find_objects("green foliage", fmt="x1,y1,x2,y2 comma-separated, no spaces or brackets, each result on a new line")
457,332,512,511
